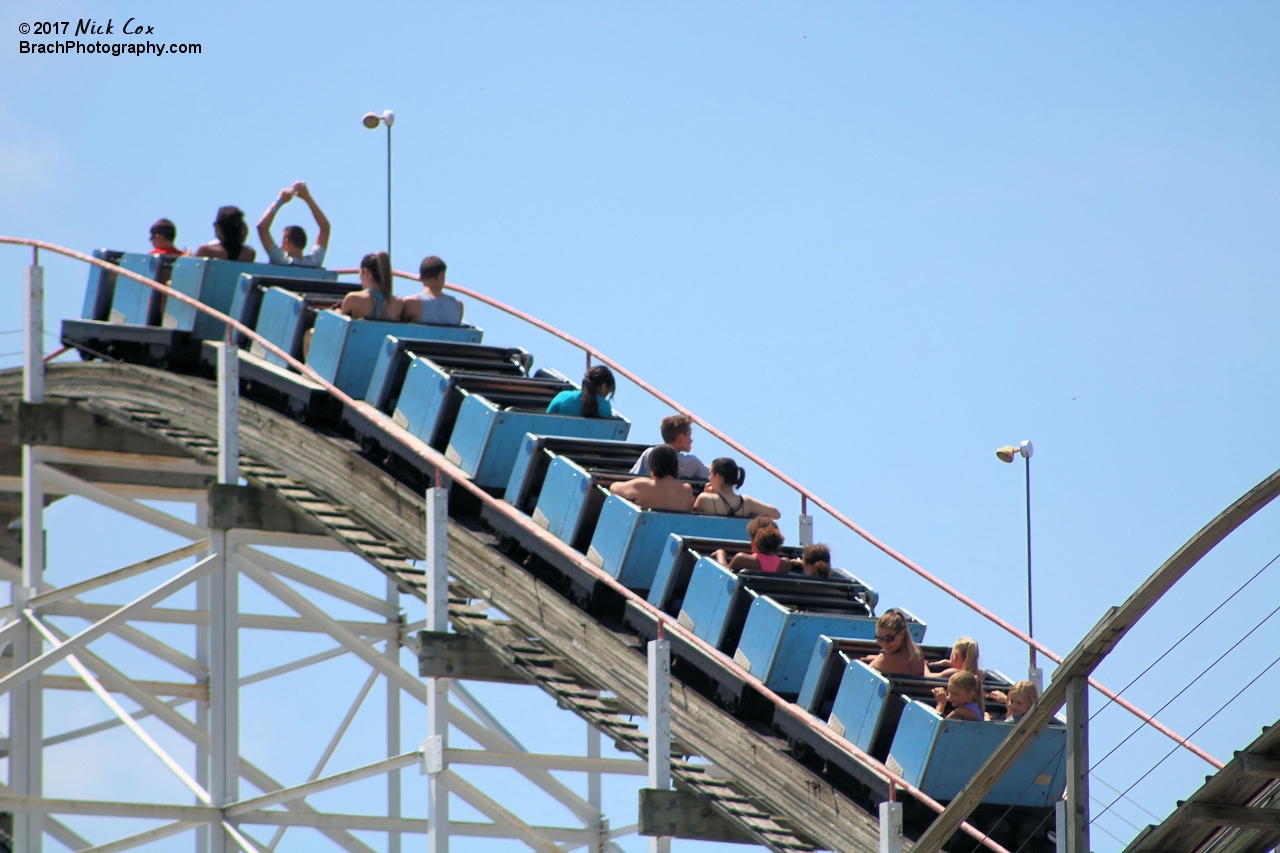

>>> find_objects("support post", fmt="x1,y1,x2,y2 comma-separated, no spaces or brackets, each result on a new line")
1054,800,1067,853
1065,677,1089,853
386,576,402,853
195,500,211,853
425,486,449,853
217,342,238,485
648,636,671,853
13,252,45,851
210,345,240,853
879,801,903,853
588,718,606,853
798,495,813,547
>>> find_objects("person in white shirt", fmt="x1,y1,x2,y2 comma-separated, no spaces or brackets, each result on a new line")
256,181,330,267
630,414,710,480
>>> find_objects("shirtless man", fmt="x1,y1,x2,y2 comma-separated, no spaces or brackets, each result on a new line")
609,445,694,512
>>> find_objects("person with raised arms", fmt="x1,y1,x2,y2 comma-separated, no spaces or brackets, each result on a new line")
256,181,330,268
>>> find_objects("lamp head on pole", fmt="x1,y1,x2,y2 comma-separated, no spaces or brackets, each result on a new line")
996,440,1033,463
362,110,396,129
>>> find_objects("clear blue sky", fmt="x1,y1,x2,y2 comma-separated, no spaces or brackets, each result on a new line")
2,2,1279,851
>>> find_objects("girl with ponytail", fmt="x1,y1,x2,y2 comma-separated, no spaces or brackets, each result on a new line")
693,457,781,519
338,251,402,321
195,206,256,261
547,365,617,418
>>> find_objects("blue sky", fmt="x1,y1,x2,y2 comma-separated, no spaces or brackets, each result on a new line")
2,2,1279,851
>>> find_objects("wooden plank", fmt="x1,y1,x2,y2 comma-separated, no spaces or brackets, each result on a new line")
1184,803,1280,829
415,631,526,684
207,483,329,535
638,788,755,844
1239,755,1280,778
6,400,195,457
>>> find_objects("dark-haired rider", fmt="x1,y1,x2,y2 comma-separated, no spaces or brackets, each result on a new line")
257,181,330,267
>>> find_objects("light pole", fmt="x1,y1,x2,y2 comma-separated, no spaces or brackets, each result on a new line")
362,110,395,270
996,440,1041,691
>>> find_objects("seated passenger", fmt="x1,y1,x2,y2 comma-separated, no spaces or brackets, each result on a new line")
862,608,926,676
339,252,401,320
929,636,982,679
609,444,695,512
694,457,780,519
801,543,831,577
547,365,615,418
402,256,464,326
256,182,330,267
630,414,709,479
148,219,184,255
990,679,1038,723
933,671,984,721
712,516,799,574
194,206,256,262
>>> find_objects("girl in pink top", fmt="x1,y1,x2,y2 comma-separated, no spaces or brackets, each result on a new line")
712,517,799,573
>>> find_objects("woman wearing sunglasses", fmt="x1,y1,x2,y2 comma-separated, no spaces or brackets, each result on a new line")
861,609,925,676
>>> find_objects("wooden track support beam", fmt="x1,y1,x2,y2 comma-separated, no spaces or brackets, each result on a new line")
638,789,754,844
416,631,525,684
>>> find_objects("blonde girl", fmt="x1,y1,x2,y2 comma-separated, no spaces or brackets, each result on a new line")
932,636,981,678
991,680,1039,722
932,672,983,721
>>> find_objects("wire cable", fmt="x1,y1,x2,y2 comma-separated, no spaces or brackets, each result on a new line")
1092,647,1280,825
967,743,1067,853
1092,774,1163,823
1091,550,1280,722
1091,596,1280,773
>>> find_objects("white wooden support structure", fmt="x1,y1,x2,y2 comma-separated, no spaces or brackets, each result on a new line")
210,342,240,853
3,297,638,851
1065,677,1090,853
588,712,608,853
386,575,403,853
879,800,903,853
14,248,45,851
648,635,672,853
424,485,450,853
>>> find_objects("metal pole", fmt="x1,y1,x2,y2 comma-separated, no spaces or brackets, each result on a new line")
1025,454,1036,673
647,635,671,853
210,343,240,853
386,576,402,853
1065,677,1090,853
425,485,449,853
386,123,393,272
13,251,45,852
